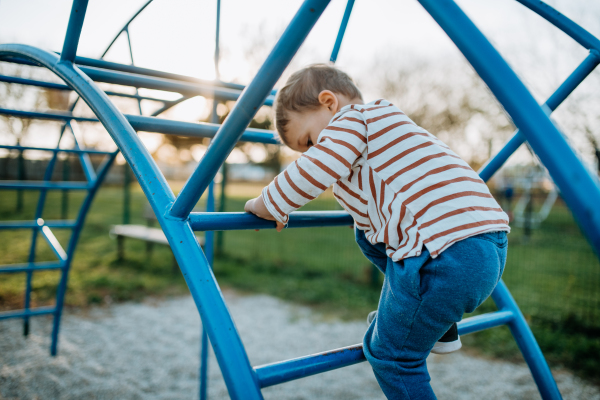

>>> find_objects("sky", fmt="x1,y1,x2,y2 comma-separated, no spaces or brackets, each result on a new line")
0,0,599,167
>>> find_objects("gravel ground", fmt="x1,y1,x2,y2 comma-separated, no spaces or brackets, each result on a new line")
1,291,599,400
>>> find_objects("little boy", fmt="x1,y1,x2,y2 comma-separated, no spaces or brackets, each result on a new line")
244,64,509,399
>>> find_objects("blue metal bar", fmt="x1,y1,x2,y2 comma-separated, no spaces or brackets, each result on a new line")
0,107,98,123
0,181,90,190
40,226,68,261
67,121,98,183
329,0,355,63
0,74,169,102
100,0,154,58
457,310,514,335
170,0,331,219
0,144,113,155
60,0,89,63
50,151,118,355
491,280,562,399
515,0,600,52
478,51,600,181
150,96,190,117
190,211,353,231
0,261,64,274
0,220,77,229
0,307,56,320
419,0,600,260
126,114,279,144
123,27,144,115
255,344,365,388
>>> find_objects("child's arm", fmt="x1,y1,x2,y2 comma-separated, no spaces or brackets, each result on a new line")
245,109,367,230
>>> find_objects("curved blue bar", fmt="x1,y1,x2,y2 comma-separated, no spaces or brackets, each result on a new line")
189,211,354,231
170,0,332,219
0,44,262,399
515,0,600,52
330,0,355,63
255,344,365,388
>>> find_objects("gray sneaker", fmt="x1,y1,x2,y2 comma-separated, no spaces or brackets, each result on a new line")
366,311,461,354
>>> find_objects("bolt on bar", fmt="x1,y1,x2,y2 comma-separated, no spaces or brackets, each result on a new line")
170,0,332,219
40,226,68,261
189,211,354,231
330,0,355,63
478,50,600,181
60,0,89,63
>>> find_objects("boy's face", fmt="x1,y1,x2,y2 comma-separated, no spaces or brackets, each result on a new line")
284,106,336,153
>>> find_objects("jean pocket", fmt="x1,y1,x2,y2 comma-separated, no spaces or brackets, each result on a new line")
473,231,508,249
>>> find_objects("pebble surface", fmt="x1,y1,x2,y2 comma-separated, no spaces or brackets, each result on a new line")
1,291,598,399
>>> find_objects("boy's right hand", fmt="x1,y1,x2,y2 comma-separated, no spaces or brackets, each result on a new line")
244,195,285,232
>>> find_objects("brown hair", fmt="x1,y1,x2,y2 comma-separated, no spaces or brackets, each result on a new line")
275,64,362,146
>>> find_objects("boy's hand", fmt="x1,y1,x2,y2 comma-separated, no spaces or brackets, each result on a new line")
244,195,285,232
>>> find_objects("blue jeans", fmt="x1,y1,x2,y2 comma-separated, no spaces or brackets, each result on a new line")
356,229,507,400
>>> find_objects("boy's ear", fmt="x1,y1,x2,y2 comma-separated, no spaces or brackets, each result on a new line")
318,90,338,112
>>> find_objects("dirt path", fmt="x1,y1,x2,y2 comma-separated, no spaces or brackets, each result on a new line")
1,291,598,399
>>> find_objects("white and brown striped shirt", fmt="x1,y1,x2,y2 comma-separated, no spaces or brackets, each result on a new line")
262,99,509,261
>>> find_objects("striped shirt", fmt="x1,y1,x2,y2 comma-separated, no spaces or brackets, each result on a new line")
262,99,509,261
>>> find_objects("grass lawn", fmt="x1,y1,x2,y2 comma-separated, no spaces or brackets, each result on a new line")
0,183,599,381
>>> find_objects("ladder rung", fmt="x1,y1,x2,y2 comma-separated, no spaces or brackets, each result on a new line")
254,344,365,388
0,306,56,320
0,181,91,190
458,310,514,335
0,144,114,155
0,220,77,230
189,211,354,231
0,261,64,274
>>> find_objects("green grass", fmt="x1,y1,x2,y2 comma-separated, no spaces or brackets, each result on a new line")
0,185,599,382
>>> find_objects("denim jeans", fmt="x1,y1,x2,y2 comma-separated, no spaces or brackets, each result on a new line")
356,229,507,400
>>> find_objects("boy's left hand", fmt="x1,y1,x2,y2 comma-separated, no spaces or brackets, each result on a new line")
244,195,285,232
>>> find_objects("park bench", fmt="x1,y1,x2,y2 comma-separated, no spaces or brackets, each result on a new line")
109,206,205,272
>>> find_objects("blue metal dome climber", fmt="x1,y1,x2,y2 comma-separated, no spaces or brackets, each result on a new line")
1,1,600,399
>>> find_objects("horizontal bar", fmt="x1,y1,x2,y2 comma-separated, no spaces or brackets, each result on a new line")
0,107,97,123
126,114,279,144
0,181,90,190
478,50,600,181
457,310,514,335
0,306,56,320
0,74,173,102
254,309,514,388
254,344,365,388
0,220,77,230
79,65,275,106
0,261,64,273
189,211,354,231
41,226,68,261
0,144,113,155
0,107,279,145
515,0,600,52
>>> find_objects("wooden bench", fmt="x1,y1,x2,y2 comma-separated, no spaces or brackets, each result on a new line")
109,206,205,273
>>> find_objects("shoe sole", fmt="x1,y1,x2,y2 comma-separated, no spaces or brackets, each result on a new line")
431,337,462,354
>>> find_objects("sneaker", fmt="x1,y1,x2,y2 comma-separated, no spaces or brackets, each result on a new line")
431,322,462,354
366,311,462,354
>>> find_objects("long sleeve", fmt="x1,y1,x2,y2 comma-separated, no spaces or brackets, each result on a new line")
262,108,367,224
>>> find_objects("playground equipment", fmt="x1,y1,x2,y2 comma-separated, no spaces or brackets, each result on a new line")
1,0,600,399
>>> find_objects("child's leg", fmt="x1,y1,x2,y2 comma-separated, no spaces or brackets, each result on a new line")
363,232,507,400
355,228,389,274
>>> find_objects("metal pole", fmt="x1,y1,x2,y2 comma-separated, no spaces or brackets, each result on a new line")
60,0,89,63
123,165,131,224
330,0,355,63
61,156,70,220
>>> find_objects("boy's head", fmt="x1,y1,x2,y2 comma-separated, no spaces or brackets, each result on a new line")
275,64,363,152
